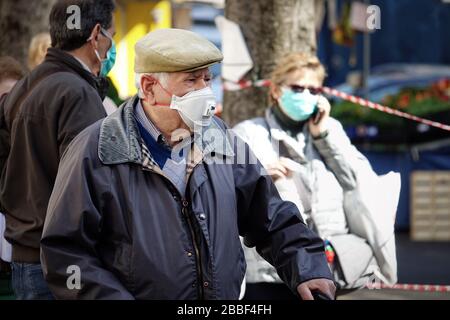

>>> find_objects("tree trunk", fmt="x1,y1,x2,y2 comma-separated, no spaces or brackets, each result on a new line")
223,0,321,126
0,0,57,68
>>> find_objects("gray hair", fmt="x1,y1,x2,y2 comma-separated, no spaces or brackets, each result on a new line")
135,72,169,98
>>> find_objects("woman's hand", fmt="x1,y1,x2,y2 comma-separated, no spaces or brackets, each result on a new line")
308,95,331,138
265,157,295,181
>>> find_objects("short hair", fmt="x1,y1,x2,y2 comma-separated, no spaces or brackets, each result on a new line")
135,73,169,99
28,33,51,70
0,56,26,83
270,52,327,87
49,0,116,51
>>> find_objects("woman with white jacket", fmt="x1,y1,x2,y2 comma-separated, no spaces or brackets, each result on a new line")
234,52,398,299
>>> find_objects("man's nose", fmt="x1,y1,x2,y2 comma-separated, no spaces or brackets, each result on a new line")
194,79,209,90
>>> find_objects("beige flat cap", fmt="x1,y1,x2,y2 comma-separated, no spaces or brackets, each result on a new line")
134,28,223,73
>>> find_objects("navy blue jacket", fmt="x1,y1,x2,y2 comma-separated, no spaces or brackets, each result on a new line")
40,96,332,299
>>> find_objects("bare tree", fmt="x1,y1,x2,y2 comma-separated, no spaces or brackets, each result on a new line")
223,0,321,126
0,0,56,68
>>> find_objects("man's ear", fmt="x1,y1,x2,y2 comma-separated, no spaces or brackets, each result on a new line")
141,76,157,104
87,23,102,49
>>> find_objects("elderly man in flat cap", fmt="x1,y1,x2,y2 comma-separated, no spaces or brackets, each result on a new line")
40,29,336,300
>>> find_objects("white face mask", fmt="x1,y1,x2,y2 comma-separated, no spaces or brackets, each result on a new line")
169,86,217,131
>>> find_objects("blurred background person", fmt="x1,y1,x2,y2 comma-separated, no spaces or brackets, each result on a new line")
27,33,51,71
234,52,397,299
0,0,116,300
0,56,26,98
0,56,26,299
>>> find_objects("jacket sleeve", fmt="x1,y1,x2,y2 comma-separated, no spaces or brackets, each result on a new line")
41,127,134,300
0,95,8,178
0,95,9,212
57,85,106,159
0,96,6,177
229,130,333,294
312,119,373,191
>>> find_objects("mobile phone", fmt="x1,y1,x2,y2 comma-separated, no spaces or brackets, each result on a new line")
311,105,320,124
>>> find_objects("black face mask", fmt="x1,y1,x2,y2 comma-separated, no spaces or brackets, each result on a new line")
93,76,109,101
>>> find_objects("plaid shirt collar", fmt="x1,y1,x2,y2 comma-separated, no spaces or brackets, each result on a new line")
135,100,170,148
140,138,158,171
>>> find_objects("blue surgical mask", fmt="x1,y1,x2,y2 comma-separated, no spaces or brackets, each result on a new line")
99,41,116,77
279,88,318,121
93,28,116,77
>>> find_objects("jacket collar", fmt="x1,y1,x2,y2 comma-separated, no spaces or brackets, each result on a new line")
45,48,109,100
265,108,311,160
46,48,95,86
98,95,234,166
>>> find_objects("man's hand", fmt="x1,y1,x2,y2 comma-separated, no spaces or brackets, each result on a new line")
297,278,336,300
308,96,331,138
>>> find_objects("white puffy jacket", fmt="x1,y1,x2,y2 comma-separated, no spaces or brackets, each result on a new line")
234,109,399,288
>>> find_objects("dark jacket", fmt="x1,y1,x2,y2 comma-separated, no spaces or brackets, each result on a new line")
40,96,333,300
0,48,107,263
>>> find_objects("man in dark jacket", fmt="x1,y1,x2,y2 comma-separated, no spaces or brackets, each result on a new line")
0,0,116,299
41,28,336,300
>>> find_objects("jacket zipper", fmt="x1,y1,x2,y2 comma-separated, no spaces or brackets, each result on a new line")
143,167,205,299
181,198,205,300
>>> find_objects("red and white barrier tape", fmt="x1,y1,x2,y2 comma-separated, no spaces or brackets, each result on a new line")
322,86,450,132
366,283,450,292
222,79,271,91
222,79,450,132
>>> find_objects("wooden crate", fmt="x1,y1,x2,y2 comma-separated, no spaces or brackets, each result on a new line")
410,171,450,241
